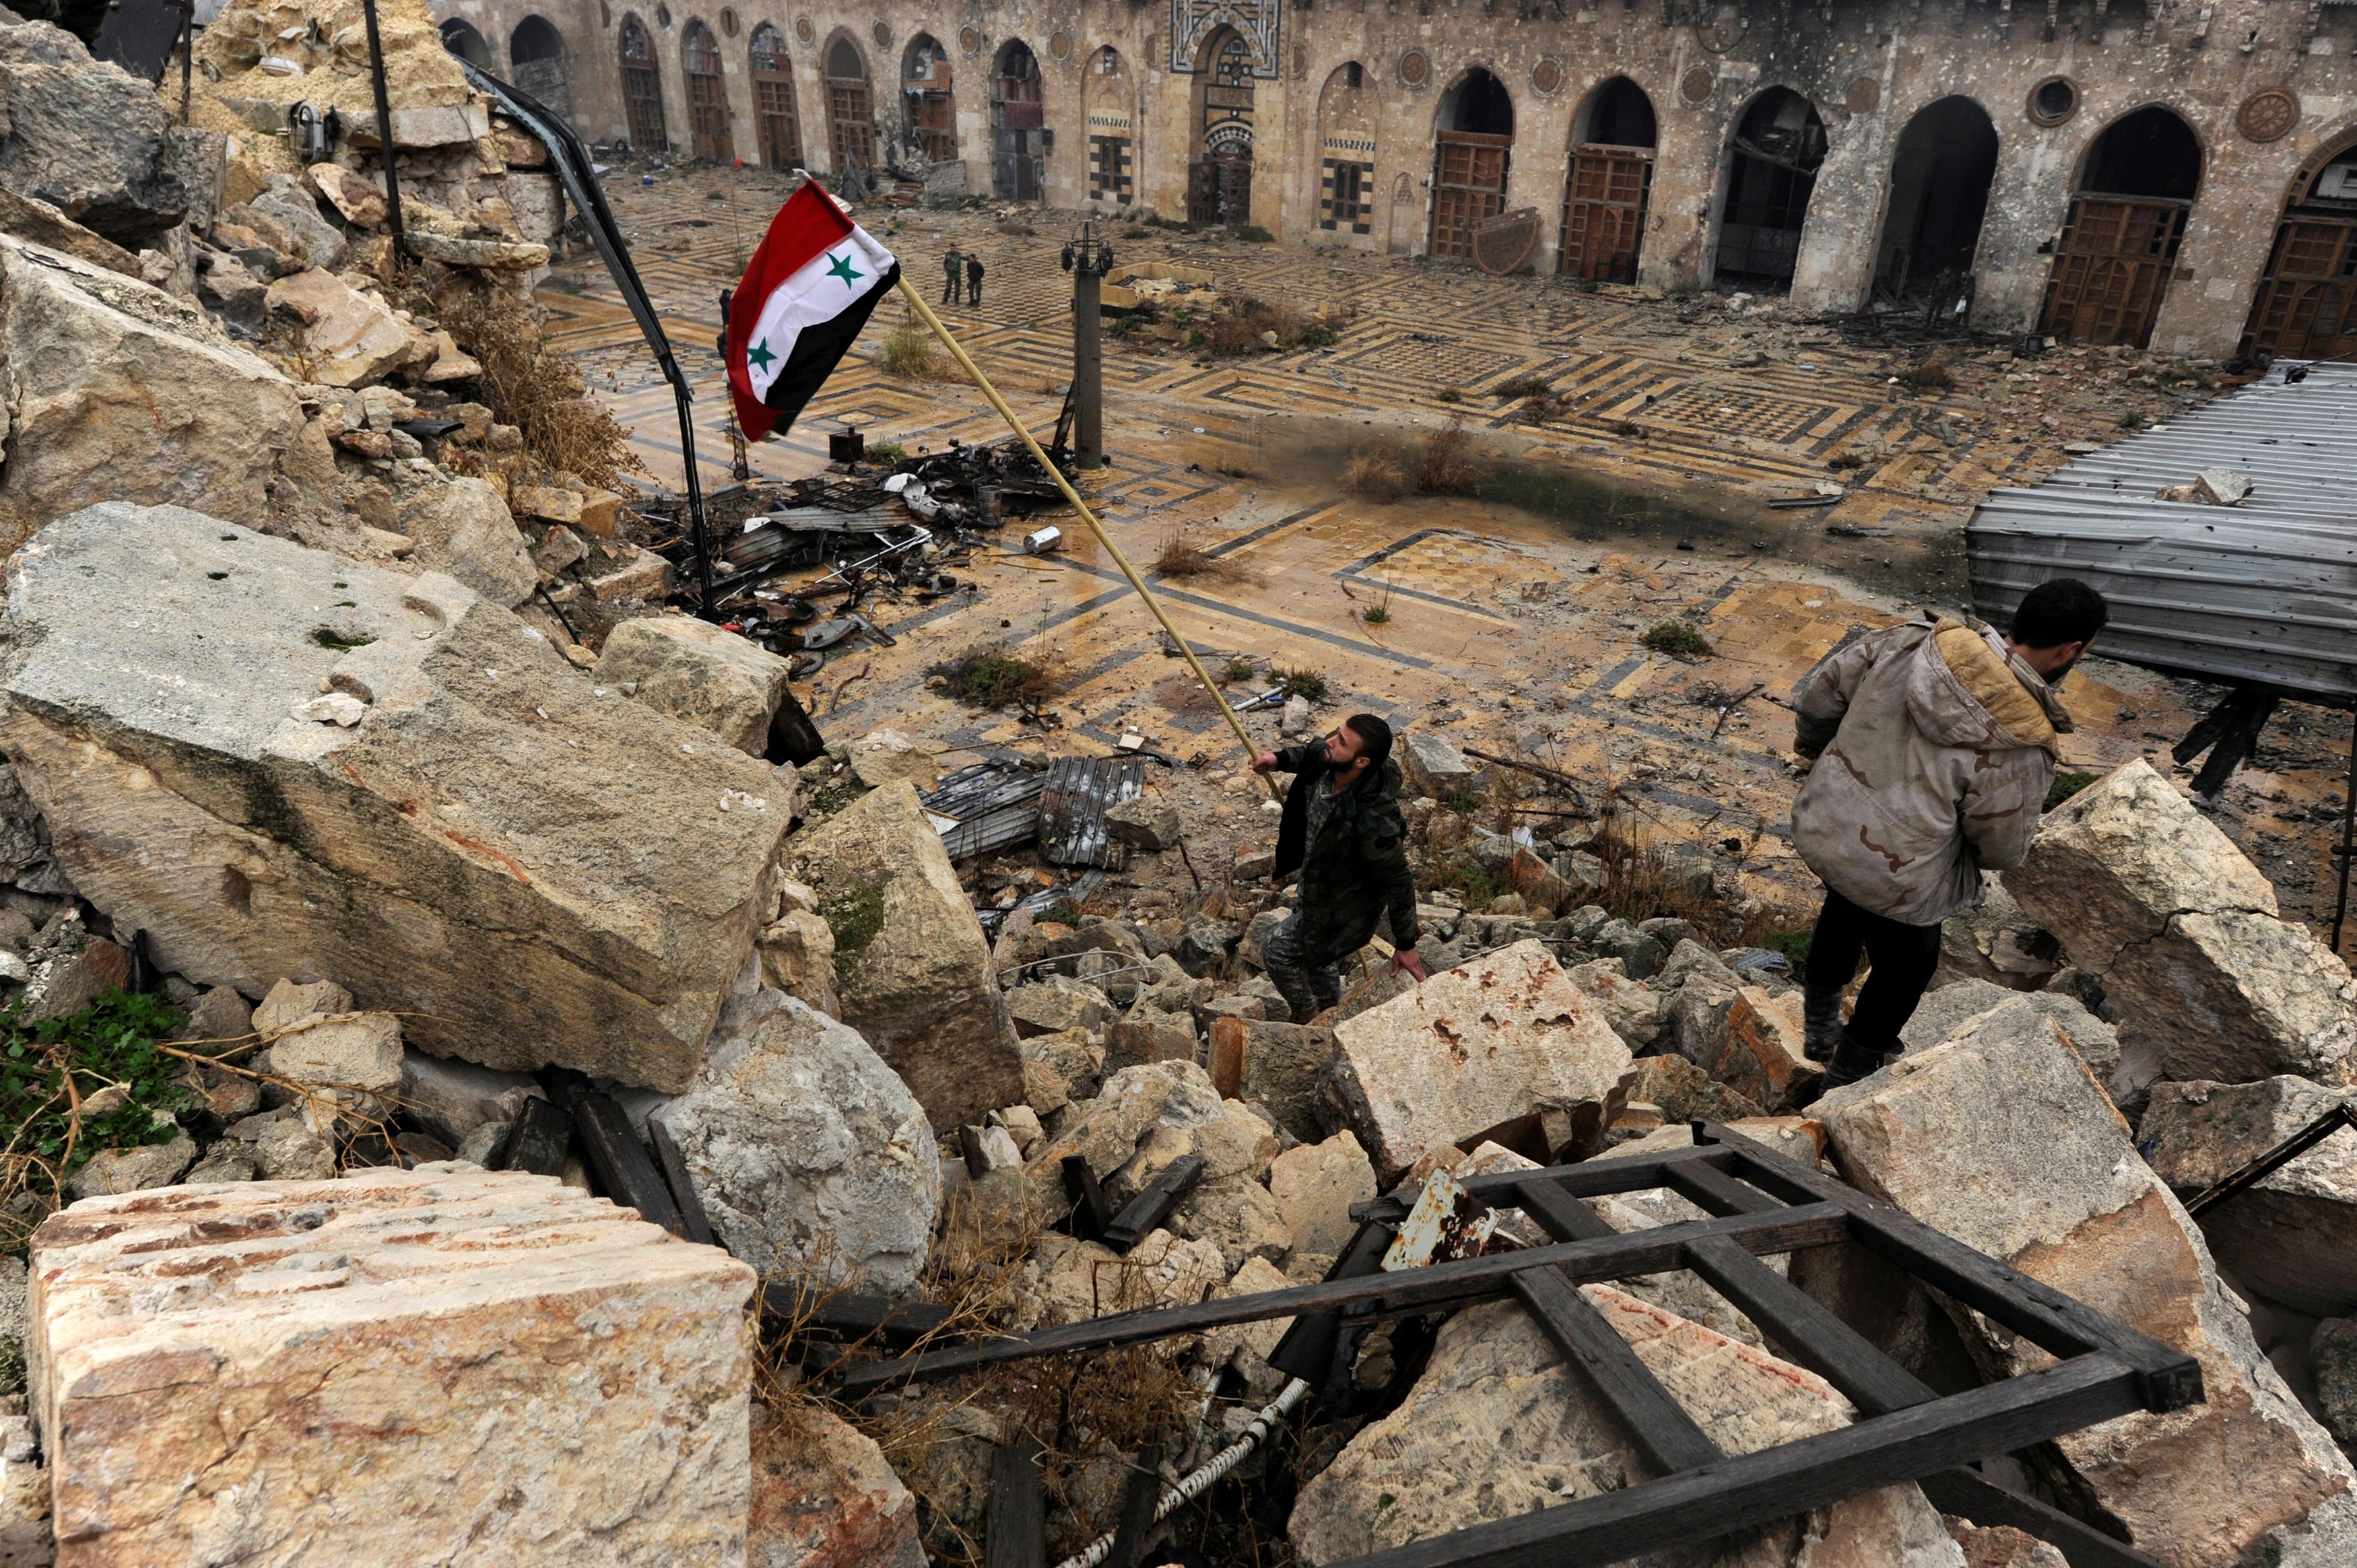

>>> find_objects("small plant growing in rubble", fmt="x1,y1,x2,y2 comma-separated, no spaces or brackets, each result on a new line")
437,281,644,494
1898,349,1954,390
2045,770,2099,811
1152,530,1254,584
1640,619,1713,659
1222,656,1257,685
0,990,190,1254
876,312,948,380
818,878,887,957
1494,374,1553,401
1238,224,1275,242
1360,584,1394,625
1274,666,1329,702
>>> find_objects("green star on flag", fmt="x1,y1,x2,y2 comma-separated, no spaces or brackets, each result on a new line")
826,250,863,287
745,339,776,372
727,183,900,443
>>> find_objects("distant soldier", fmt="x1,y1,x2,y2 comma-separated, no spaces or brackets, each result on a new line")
965,250,986,308
1789,578,2108,1088
941,246,963,306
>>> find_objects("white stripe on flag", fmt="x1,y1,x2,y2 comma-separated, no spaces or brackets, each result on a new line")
743,225,897,402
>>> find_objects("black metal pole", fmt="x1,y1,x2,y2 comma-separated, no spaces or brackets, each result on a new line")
1073,227,1104,470
359,0,406,261
178,0,192,124
670,370,715,613
2331,712,2356,955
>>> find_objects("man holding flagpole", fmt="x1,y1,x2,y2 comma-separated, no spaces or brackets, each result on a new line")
725,180,902,444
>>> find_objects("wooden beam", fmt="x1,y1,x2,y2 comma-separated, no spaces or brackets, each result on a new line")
1062,1154,1112,1242
983,1437,1046,1568
1511,1266,1724,1476
1104,1443,1165,1568
1918,1466,2164,1568
1266,1220,1393,1389
1352,1146,1736,1223
1698,1124,2204,1412
493,1095,572,1178
1512,1177,1618,1242
1661,1159,1784,1217
760,1285,953,1349
828,1202,1850,1396
1324,1355,2148,1568
1681,1235,1935,1417
1103,1154,1205,1252
566,1089,684,1237
648,1118,715,1247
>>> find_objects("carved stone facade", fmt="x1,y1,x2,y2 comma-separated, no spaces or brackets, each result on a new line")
427,0,2357,358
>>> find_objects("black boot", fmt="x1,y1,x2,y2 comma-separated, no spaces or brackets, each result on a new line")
1803,988,1844,1063
1823,1028,1889,1089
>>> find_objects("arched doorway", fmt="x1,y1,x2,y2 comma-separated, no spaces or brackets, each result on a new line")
750,24,800,170
825,36,877,172
1715,88,1826,287
2040,106,2202,347
1430,68,1515,262
1873,96,1999,302
439,19,491,69
618,14,667,151
2245,134,2357,362
1560,75,1655,281
990,40,1044,200
682,21,732,162
508,15,570,120
1317,63,1376,236
1085,48,1135,205
902,34,955,164
1188,27,1256,227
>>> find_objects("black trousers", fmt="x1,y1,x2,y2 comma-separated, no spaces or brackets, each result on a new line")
968,277,983,306
1805,887,1942,1053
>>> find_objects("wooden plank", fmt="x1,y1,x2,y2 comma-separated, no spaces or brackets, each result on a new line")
826,1202,1851,1396
1102,1154,1205,1252
1104,1442,1165,1568
1918,1466,2165,1568
1352,1147,1737,1223
1062,1154,1112,1242
1699,1123,2205,1412
1513,1177,1618,1241
1325,1355,2148,1568
649,1117,716,1246
1662,1159,1785,1217
1681,1235,1936,1418
983,1437,1047,1568
760,1284,953,1349
493,1095,572,1178
568,1090,684,1236
1266,1219,1393,1387
1511,1266,1724,1476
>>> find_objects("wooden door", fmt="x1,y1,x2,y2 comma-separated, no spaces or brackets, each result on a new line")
1430,131,1511,262
621,24,667,151
828,78,876,169
686,65,732,160
1188,156,1252,228
754,71,800,168
1559,146,1651,282
2243,218,2357,361
908,88,956,163
2038,197,2189,348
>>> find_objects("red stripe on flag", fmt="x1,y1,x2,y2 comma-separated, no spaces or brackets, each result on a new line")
725,182,857,443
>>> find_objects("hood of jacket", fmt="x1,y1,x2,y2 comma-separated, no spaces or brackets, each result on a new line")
1903,618,2071,756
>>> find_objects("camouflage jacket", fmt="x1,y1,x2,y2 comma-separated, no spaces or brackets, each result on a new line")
1790,617,2070,927
1271,745,1421,964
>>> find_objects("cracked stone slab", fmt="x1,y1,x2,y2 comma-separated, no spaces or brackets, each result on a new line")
29,1165,756,1567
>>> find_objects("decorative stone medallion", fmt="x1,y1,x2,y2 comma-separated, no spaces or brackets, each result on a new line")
1400,48,1430,88
871,19,891,50
1532,57,1564,96
2239,88,2301,145
1050,30,1074,60
795,15,814,44
1845,75,1880,114
1679,65,1714,106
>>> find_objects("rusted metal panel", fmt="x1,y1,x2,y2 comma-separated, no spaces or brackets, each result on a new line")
1966,364,2357,704
1380,1167,1498,1270
1038,755,1146,868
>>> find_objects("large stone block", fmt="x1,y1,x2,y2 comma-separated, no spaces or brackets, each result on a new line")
1899,980,2130,1099
2142,1077,2357,1318
0,19,213,247
0,235,303,530
596,615,793,756
787,782,1024,1130
748,1401,923,1568
649,990,940,1295
1023,1059,1277,1208
30,1166,754,1567
1288,1287,1964,1567
0,506,791,1092
2006,760,2357,1085
1816,1004,2357,1566
1329,939,1633,1181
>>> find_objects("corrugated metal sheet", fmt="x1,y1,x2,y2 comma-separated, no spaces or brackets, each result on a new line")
921,762,1046,860
1965,364,2357,704
1038,755,1147,869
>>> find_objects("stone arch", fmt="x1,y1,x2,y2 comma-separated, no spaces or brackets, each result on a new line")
438,19,491,69
505,16,570,118
1317,62,1376,236
2040,104,2203,346
2243,121,2357,360
990,38,1044,199
749,22,801,169
1084,46,1135,205
1429,66,1514,261
1873,95,1999,300
1714,86,1826,289
822,30,877,172
618,13,667,151
1560,75,1656,281
1189,26,1256,226
680,19,732,160
902,33,956,163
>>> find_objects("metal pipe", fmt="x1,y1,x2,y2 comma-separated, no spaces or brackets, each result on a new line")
358,0,406,261
2333,715,2356,956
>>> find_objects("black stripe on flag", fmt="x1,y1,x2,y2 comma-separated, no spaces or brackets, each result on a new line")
760,261,902,433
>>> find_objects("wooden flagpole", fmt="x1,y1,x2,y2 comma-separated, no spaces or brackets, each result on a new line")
893,275,1280,796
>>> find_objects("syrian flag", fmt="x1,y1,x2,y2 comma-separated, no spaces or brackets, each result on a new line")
725,181,900,443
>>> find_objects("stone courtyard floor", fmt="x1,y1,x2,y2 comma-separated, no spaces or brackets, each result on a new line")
541,161,2357,938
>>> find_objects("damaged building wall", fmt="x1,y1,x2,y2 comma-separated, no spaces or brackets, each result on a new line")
437,0,2357,356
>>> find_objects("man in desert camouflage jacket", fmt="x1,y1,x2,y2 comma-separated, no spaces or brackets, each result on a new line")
1790,578,2108,1087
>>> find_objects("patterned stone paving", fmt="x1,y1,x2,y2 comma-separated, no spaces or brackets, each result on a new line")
535,166,2355,932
